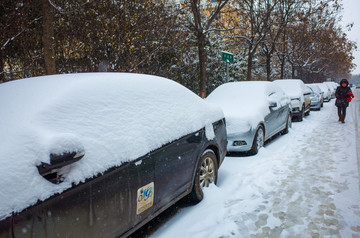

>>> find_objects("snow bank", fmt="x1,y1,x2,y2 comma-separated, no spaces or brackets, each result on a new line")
0,73,224,219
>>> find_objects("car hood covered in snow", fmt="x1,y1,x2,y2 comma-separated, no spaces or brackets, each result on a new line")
0,73,224,219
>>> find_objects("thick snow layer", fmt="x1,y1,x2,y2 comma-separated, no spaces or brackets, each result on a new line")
273,79,306,99
206,81,290,134
0,73,224,220
149,90,360,237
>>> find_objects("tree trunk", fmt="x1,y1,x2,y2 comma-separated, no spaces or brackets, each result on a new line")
42,0,56,75
198,32,207,98
246,46,253,81
266,53,271,81
280,55,285,79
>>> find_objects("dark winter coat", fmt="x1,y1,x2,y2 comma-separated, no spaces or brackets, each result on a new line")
335,79,352,108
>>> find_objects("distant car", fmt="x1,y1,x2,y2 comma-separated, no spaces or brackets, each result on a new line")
314,83,332,102
273,79,311,121
0,73,227,238
306,84,324,110
206,81,292,155
324,82,337,99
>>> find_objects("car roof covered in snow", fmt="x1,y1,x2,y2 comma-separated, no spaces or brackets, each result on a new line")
0,72,224,220
273,79,308,98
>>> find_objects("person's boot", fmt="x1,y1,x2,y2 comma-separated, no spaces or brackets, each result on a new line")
342,114,346,123
339,114,344,123
338,113,341,121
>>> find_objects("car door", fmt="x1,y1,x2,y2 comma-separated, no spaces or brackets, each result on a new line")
127,155,155,230
5,163,133,238
265,89,282,138
275,87,291,130
3,155,156,238
153,129,204,211
266,85,289,136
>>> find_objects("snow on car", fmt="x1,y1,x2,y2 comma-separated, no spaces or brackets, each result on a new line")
0,73,227,237
273,79,311,121
206,81,291,155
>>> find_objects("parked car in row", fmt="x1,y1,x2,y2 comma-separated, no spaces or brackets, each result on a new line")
324,81,337,99
0,73,227,238
206,81,292,155
313,83,332,102
273,79,311,121
306,84,324,110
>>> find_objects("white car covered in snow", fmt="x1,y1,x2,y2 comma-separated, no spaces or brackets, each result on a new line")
313,82,332,102
0,73,227,238
206,81,292,155
273,79,311,121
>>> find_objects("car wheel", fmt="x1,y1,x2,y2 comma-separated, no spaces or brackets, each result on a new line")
249,126,264,155
282,114,292,134
189,150,218,204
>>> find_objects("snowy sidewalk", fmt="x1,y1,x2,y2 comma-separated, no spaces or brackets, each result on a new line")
151,89,360,238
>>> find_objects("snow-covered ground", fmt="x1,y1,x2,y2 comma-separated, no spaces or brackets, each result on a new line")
150,88,360,238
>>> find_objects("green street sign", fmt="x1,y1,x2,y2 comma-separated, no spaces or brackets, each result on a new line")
221,51,234,63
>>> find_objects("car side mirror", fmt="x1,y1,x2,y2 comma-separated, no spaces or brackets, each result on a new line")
37,151,85,184
269,101,277,108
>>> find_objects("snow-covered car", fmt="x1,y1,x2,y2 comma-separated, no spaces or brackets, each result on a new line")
206,81,292,155
324,81,337,99
306,84,324,110
313,83,332,102
0,73,227,238
273,79,311,121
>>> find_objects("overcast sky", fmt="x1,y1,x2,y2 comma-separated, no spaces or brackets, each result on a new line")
340,0,360,75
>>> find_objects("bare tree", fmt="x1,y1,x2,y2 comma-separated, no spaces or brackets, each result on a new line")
260,0,298,80
186,0,230,97
231,0,278,80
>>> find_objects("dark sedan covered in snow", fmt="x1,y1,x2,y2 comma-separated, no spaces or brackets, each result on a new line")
0,73,227,238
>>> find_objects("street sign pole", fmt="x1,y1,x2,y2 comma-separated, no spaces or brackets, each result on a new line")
221,51,234,82
226,60,229,82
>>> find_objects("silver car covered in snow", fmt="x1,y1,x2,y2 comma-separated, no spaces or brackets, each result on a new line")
206,81,292,155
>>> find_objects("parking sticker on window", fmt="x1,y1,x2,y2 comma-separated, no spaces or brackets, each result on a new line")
136,182,154,215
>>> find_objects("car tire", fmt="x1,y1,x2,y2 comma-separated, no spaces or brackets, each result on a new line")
282,114,292,134
249,126,264,155
189,150,218,204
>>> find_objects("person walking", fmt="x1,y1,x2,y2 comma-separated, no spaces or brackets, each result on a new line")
335,78,354,123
